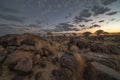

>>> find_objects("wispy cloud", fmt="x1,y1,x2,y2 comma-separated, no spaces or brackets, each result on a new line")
91,6,111,16
0,13,26,23
100,0,117,5
0,5,19,13
106,11,118,15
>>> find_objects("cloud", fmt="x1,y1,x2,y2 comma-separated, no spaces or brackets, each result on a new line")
110,18,115,21
74,8,94,23
0,13,26,23
0,24,27,36
80,9,92,18
91,5,111,16
27,24,42,28
79,25,85,27
54,23,74,31
89,24,101,29
106,11,118,15
0,5,19,13
100,0,117,5
99,20,104,23
74,16,92,23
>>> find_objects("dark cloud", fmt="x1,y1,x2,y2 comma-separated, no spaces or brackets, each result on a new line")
106,11,118,15
99,20,104,23
0,23,26,36
91,5,111,16
74,16,86,23
0,5,19,13
74,9,93,23
93,24,101,27
89,24,101,29
74,16,92,23
36,20,43,24
54,23,74,31
80,9,92,18
0,13,26,23
27,24,42,28
100,0,117,5
0,24,26,28
84,19,93,22
79,25,85,27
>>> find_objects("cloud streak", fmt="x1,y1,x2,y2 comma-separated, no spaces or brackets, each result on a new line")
91,6,111,16
0,13,26,23
100,0,117,5
0,5,19,13
106,11,118,15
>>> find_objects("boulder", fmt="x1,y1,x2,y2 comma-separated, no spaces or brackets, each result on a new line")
17,45,35,52
52,69,65,80
12,75,24,80
14,57,33,72
4,50,33,72
60,53,85,80
35,71,42,80
0,50,8,63
81,52,119,71
84,61,120,80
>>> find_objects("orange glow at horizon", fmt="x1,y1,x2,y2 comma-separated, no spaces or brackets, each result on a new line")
78,21,120,33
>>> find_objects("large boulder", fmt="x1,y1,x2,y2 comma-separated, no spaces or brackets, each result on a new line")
17,45,35,52
84,62,120,80
14,57,33,72
81,52,119,71
60,53,85,80
4,50,33,72
4,50,33,65
0,50,8,63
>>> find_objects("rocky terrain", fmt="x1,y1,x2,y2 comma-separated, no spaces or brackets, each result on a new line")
0,33,120,80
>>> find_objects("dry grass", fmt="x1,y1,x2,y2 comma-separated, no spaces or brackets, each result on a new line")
70,45,79,52
74,53,86,72
0,45,4,51
111,54,120,73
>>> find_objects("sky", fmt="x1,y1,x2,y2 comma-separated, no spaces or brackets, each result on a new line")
0,0,120,36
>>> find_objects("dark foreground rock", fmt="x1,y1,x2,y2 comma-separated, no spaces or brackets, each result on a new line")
84,62,120,80
60,53,85,80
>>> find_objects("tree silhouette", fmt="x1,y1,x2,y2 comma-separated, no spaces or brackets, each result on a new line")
83,31,92,38
95,30,104,36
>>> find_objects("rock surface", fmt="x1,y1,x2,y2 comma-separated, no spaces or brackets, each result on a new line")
0,34,120,80
88,62,120,80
